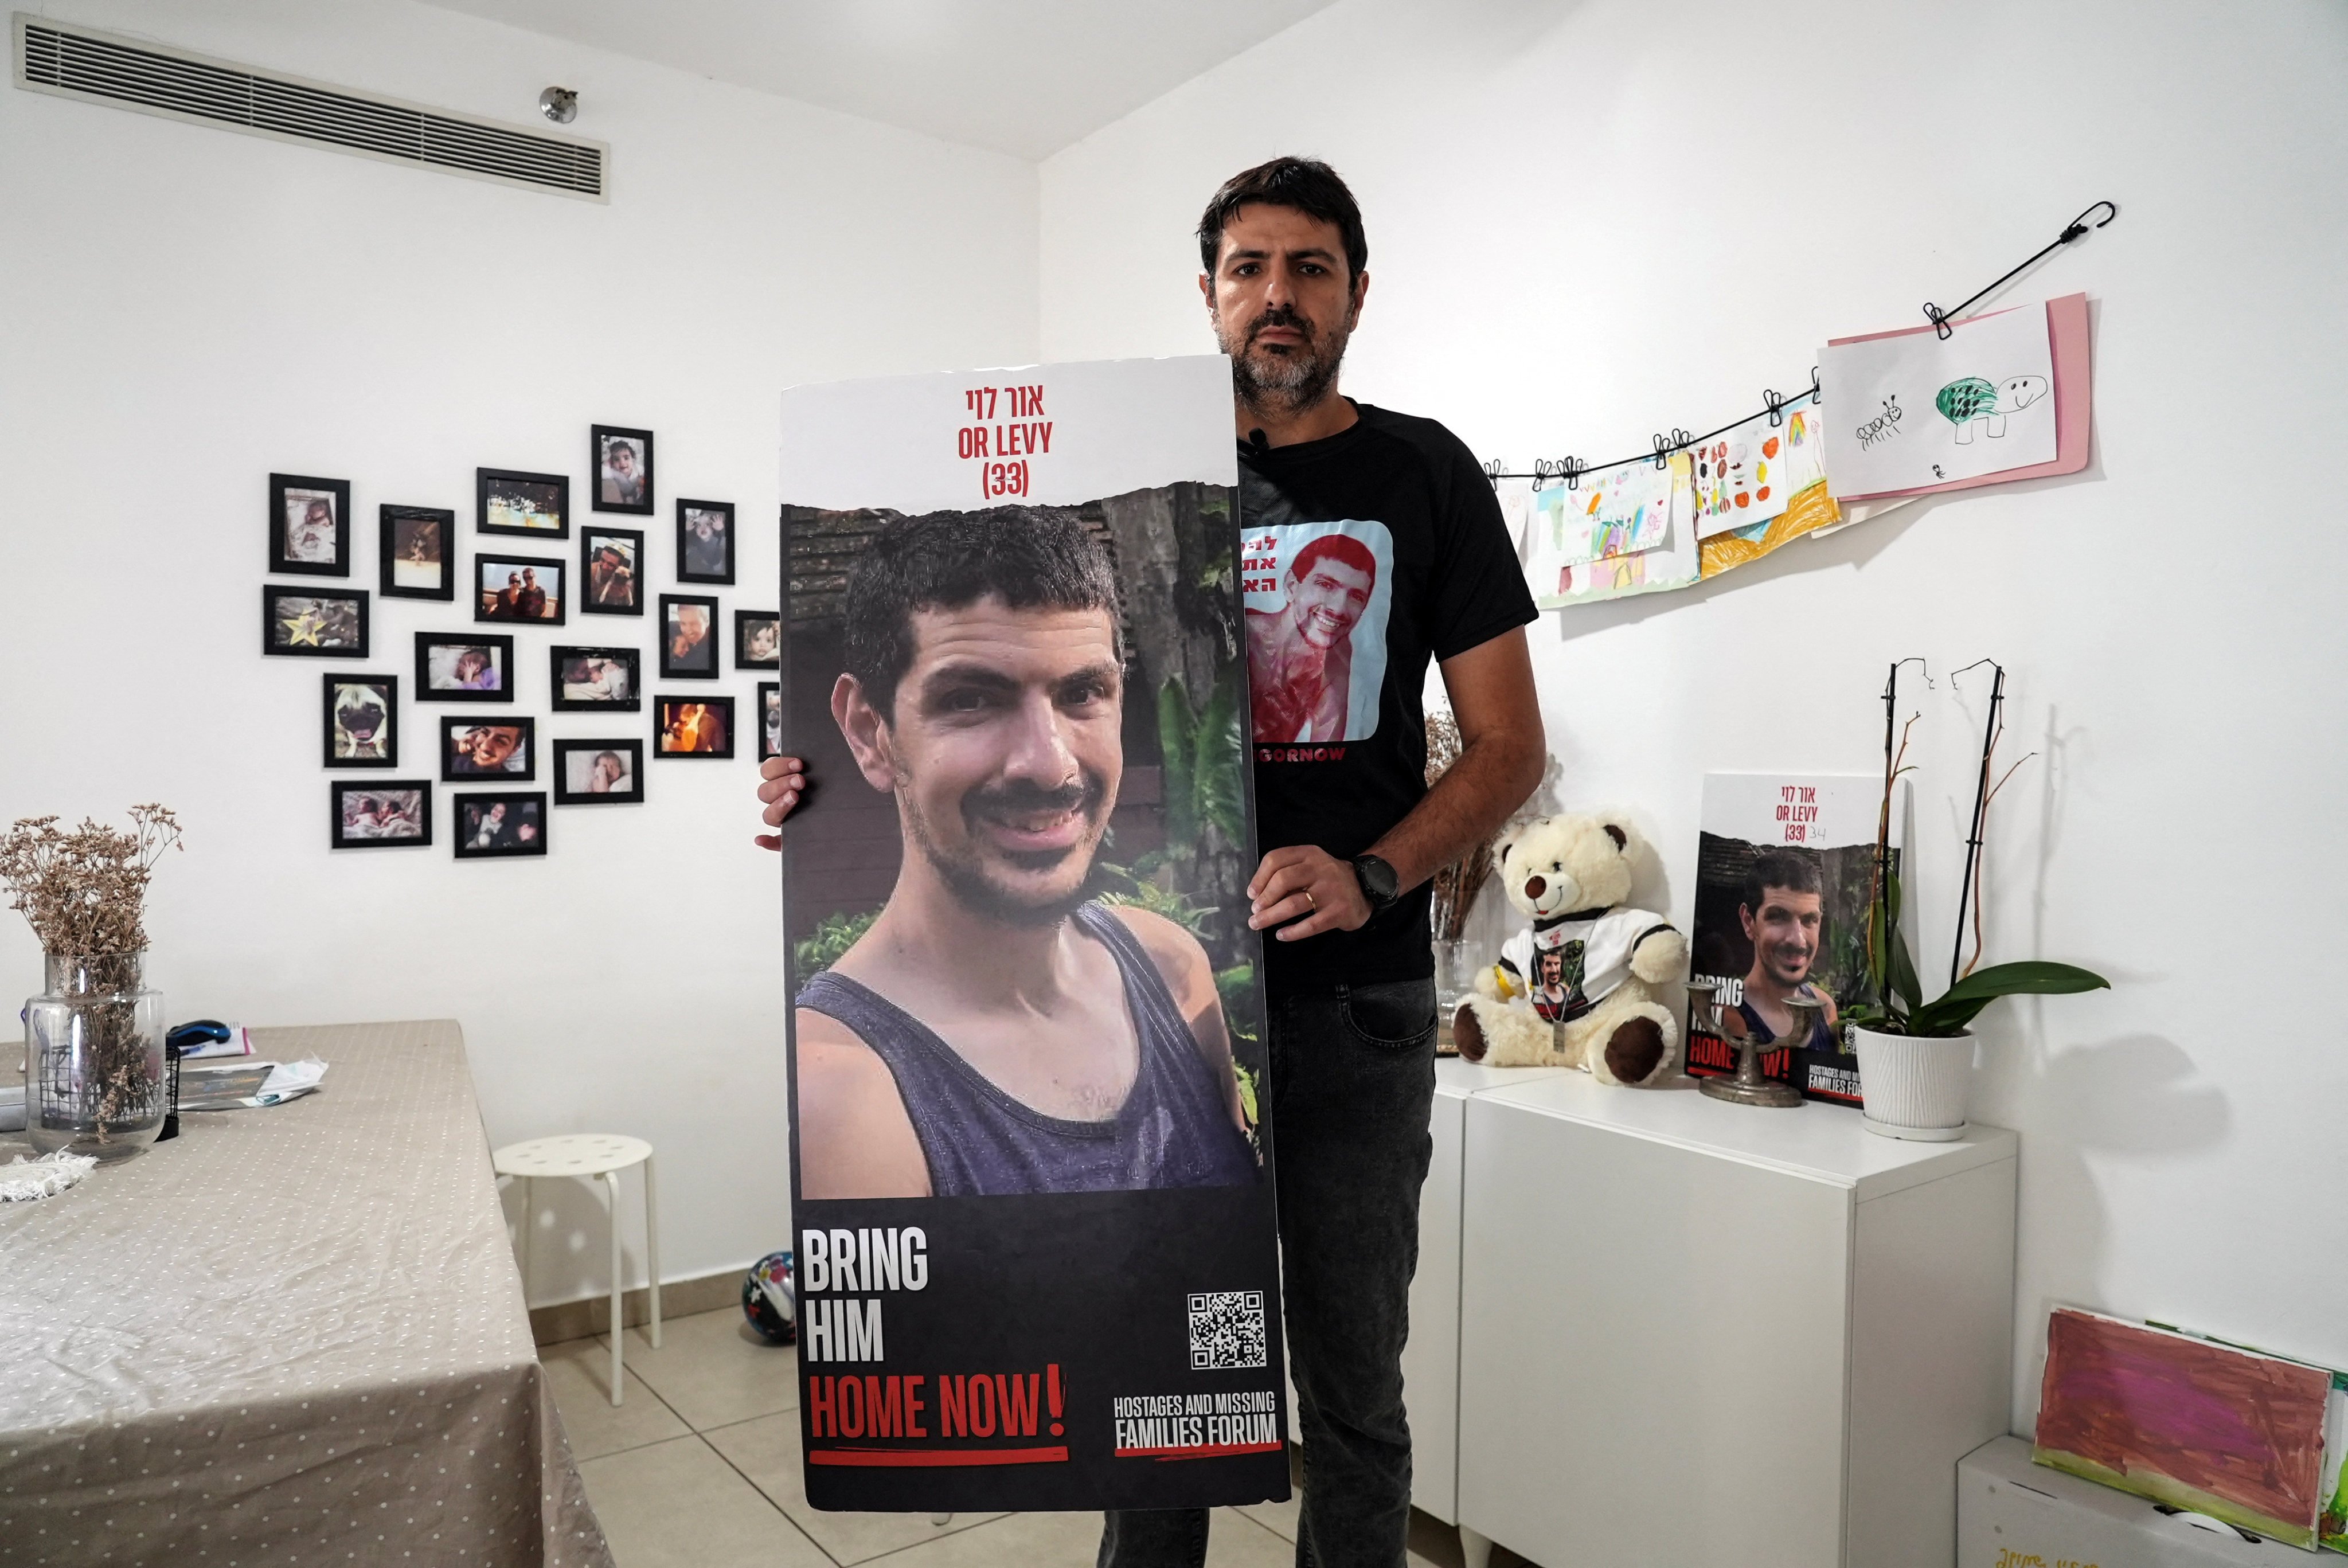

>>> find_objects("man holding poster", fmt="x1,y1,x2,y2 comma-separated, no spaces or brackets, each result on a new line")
764,158,1544,1562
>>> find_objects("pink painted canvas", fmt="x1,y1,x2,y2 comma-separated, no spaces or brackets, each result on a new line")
2033,1307,2333,1547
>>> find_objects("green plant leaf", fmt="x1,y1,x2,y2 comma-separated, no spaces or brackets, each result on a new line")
1157,677,1200,848
1906,960,2110,1037
1195,668,1246,845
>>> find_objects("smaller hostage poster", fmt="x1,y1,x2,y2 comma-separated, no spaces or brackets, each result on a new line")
1687,773,1898,1106
778,356,1288,1512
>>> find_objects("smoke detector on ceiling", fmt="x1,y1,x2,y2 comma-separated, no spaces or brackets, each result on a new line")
539,87,577,124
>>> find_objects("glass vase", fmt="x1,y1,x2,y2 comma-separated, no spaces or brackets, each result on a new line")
1433,938,1478,1056
26,951,166,1160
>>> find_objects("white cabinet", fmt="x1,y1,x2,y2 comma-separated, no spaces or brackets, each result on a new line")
1451,1075,2015,1568
1404,1060,1569,1525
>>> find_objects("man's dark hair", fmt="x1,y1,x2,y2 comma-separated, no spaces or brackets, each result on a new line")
1197,157,1368,281
1741,849,1823,914
844,506,1122,720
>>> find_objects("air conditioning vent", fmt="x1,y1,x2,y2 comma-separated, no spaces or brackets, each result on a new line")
14,14,606,200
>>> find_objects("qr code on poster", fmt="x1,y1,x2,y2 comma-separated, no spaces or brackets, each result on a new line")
1187,1291,1268,1371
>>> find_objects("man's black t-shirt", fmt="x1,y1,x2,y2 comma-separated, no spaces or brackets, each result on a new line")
1239,402,1538,991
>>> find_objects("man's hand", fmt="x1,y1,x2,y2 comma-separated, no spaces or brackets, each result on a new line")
755,754,806,851
1248,846,1371,941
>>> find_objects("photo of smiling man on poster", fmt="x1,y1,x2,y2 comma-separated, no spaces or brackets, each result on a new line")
792,504,1257,1200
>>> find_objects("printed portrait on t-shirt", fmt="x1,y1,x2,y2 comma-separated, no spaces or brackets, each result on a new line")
1240,519,1393,744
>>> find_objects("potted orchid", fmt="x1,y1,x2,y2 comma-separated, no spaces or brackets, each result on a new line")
1842,666,2105,1138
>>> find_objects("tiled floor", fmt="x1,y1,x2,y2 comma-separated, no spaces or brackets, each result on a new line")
548,1306,1469,1567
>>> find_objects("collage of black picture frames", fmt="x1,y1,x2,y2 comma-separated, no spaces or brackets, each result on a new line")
260,427,786,859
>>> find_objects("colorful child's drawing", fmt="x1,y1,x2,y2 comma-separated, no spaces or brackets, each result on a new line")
1699,477,1841,580
2032,1307,2334,1549
1543,453,1696,608
1693,411,1792,538
1819,300,2057,496
1529,459,1671,569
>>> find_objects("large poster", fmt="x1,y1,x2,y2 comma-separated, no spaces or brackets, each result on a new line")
777,357,1288,1512
1686,773,1897,1106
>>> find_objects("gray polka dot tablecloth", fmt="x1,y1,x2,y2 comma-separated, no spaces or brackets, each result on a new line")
0,1020,612,1567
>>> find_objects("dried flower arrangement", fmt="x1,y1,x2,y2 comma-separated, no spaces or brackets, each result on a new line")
1425,711,1495,943
2,805,182,1147
1,805,182,968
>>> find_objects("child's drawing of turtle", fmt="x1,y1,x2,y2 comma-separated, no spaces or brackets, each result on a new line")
1935,374,2049,444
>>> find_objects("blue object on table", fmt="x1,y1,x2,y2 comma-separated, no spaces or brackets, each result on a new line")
166,1020,229,1051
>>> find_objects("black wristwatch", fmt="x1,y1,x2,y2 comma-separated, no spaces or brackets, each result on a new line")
1351,854,1400,913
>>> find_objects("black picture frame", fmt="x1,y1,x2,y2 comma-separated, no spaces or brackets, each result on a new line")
263,584,369,658
654,695,735,759
477,467,570,539
452,792,548,858
552,738,645,805
414,632,516,702
379,505,456,601
473,553,568,625
735,609,780,670
592,425,655,515
677,499,736,584
437,715,537,784
550,646,643,712
330,781,432,849
269,473,351,577
658,593,721,679
757,681,782,761
323,674,399,768
580,526,644,616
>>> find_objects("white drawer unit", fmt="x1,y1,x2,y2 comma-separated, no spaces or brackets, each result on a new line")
1453,1075,2017,1568
1403,1059,1570,1527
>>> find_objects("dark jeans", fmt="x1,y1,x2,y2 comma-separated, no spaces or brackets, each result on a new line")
1099,976,1439,1568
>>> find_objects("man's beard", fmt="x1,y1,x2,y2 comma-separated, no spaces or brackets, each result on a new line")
902,772,1114,929
1764,945,1814,984
1218,303,1351,418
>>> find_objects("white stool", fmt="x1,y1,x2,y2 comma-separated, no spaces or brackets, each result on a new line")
494,1133,661,1405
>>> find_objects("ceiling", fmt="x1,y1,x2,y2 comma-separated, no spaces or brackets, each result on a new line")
421,0,1341,161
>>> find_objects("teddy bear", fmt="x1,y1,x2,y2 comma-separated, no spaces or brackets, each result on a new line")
1451,812,1686,1086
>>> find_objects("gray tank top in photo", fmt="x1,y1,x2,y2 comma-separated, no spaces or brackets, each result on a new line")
795,902,1258,1197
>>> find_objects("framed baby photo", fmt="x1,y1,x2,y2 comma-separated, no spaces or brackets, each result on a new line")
757,681,782,761
438,716,536,783
659,593,720,679
380,505,456,601
550,646,642,712
262,584,369,657
269,474,351,577
477,467,569,539
552,738,644,805
654,695,734,758
414,632,515,702
593,425,654,515
475,553,567,625
330,781,432,849
677,499,735,584
452,792,547,858
322,674,398,768
735,609,780,670
580,526,643,616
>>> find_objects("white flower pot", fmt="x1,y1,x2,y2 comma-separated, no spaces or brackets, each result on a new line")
1851,1026,1972,1141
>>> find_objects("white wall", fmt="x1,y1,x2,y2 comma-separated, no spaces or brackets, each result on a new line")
0,0,1038,1304
1040,0,2348,1428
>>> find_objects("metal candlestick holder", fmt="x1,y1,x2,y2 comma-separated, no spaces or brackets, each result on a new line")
1690,980,1804,1108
